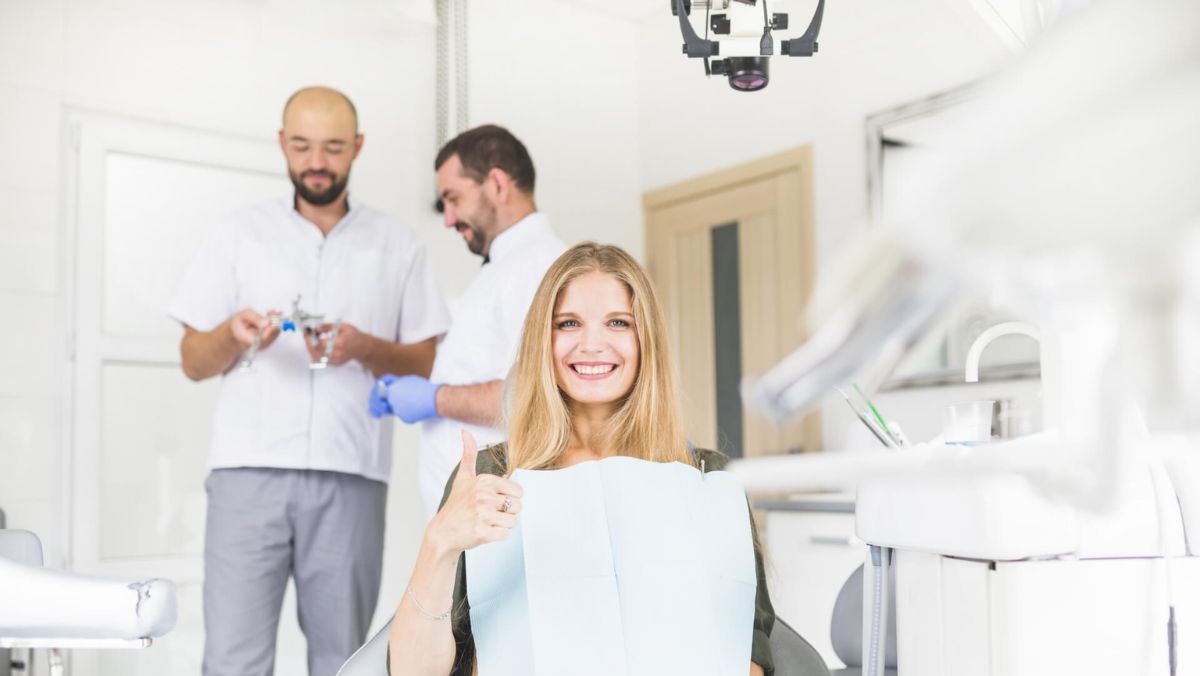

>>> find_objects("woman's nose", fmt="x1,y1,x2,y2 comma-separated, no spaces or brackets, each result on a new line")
579,329,605,353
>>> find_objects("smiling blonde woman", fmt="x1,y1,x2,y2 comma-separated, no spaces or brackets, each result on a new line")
386,242,776,676
504,242,692,471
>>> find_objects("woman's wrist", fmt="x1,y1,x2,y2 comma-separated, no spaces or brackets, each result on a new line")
421,520,463,565
402,526,462,618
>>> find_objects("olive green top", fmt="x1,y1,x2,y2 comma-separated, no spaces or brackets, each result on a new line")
394,444,776,676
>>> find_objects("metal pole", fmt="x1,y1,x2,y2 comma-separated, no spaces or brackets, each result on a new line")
1,507,12,676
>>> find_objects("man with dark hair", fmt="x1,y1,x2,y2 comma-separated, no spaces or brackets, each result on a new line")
433,123,536,195
171,86,450,676
370,124,566,516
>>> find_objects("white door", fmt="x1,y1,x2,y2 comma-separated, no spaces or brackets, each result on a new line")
66,112,292,675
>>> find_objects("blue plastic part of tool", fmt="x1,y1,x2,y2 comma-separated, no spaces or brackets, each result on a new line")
282,320,296,332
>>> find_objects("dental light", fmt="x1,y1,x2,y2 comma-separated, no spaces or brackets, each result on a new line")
672,0,825,92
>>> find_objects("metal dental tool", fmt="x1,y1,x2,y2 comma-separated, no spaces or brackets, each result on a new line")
238,295,342,371
835,386,897,449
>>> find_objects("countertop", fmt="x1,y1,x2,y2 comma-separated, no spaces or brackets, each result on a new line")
753,492,856,514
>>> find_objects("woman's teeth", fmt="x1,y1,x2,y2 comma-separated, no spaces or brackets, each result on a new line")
574,364,615,376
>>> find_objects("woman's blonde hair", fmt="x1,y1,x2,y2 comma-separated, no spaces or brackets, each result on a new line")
504,242,692,471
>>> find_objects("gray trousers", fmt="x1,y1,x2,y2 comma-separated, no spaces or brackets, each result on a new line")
203,468,387,676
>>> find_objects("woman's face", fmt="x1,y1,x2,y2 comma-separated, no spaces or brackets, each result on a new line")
552,271,640,412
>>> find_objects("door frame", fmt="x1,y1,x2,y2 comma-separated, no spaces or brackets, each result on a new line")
642,147,815,214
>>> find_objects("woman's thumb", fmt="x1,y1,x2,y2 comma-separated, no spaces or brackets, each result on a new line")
457,429,478,481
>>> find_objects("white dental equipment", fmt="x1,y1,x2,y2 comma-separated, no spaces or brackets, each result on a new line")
0,528,177,676
734,0,1200,673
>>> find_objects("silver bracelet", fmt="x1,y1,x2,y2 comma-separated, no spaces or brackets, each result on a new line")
407,587,452,621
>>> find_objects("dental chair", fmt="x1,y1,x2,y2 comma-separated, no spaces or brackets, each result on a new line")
0,521,178,676
770,618,833,676
335,615,831,676
335,620,387,676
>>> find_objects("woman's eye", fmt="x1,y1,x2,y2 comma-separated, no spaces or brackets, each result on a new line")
556,319,579,329
608,319,630,328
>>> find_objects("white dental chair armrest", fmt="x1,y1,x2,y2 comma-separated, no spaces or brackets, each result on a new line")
0,545,177,644
0,529,43,567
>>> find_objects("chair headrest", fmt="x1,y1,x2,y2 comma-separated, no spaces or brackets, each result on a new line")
0,529,44,567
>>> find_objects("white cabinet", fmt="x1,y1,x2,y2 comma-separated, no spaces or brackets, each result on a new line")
760,498,863,669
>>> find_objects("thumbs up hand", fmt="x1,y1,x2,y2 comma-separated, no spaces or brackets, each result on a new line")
426,430,524,556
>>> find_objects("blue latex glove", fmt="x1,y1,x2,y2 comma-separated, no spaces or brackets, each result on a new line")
368,375,396,419
369,374,441,423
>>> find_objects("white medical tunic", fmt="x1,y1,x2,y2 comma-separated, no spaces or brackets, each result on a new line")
169,196,450,483
418,212,567,515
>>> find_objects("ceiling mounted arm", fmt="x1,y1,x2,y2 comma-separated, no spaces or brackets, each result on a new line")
781,0,824,56
674,0,720,58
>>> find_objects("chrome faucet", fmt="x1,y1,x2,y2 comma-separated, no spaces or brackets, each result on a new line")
964,321,1041,383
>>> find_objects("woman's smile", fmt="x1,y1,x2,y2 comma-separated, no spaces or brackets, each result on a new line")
569,361,619,379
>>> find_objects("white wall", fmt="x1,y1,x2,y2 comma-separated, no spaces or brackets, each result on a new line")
467,0,644,260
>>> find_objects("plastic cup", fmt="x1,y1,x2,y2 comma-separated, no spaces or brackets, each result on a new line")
943,400,996,446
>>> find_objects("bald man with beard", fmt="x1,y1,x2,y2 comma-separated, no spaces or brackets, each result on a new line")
170,87,451,676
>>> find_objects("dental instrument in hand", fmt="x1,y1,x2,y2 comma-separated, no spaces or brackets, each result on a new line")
238,295,341,371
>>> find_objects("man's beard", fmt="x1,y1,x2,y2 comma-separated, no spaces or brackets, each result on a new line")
291,169,350,206
457,196,499,258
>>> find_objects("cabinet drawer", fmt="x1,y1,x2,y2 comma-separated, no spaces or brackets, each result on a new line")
762,510,863,669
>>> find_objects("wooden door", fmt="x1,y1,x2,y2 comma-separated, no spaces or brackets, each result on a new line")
644,147,820,458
